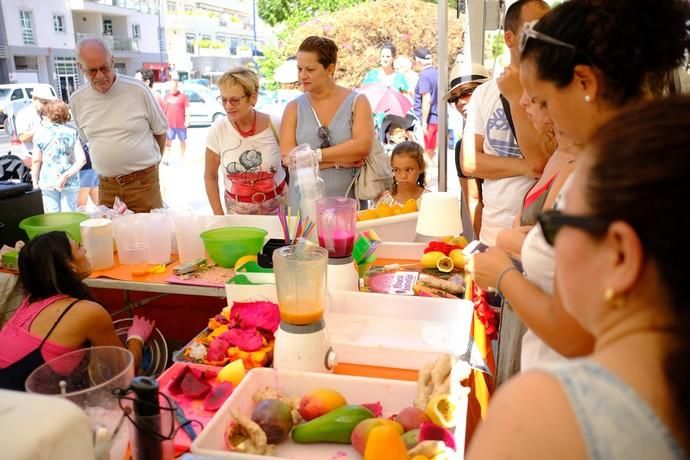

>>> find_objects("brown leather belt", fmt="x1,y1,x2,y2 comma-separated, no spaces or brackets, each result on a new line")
99,164,158,186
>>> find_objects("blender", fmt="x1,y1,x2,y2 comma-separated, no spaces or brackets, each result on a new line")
316,197,359,294
272,243,336,372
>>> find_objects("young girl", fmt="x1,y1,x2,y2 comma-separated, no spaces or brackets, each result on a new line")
376,141,427,208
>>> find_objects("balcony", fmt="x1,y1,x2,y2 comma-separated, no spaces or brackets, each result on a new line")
76,33,139,52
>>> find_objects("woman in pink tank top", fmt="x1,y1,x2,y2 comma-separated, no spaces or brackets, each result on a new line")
0,231,154,391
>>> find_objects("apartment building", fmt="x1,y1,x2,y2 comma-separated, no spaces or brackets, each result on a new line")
165,0,272,79
0,0,167,101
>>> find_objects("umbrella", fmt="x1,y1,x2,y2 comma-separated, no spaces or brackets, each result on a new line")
356,82,412,118
274,59,298,84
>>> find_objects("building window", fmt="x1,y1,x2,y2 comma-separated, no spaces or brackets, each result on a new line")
20,10,35,45
132,24,141,39
186,33,196,54
53,14,65,33
103,18,113,36
167,1,176,12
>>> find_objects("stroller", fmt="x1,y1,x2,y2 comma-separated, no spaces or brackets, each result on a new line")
378,113,423,156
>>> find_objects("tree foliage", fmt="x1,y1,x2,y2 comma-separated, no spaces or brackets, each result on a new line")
257,0,366,28
259,0,465,90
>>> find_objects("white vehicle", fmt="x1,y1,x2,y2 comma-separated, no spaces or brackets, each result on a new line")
153,82,224,127
0,83,58,128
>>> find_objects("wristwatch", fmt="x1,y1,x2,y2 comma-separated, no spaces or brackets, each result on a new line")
315,148,323,162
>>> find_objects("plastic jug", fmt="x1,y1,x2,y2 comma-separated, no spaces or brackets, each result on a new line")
80,218,114,270
174,214,206,264
144,213,172,265
315,197,357,258
113,214,148,265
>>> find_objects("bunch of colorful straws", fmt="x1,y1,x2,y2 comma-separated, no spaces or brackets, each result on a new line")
277,207,315,244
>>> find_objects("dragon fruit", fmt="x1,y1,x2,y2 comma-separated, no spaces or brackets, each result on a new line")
218,328,265,352
229,302,280,333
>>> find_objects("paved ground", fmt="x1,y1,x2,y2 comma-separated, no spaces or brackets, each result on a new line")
1,125,460,215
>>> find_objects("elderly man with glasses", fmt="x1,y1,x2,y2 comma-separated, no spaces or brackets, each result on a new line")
70,37,168,213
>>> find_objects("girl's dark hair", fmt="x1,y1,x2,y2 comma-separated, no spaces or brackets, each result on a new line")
586,96,690,451
521,0,690,107
380,42,397,58
18,231,95,302
390,141,426,195
298,36,338,69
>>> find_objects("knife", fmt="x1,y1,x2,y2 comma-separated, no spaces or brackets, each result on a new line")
174,402,197,441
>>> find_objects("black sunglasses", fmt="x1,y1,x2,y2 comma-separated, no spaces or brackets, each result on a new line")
447,88,475,105
318,125,331,149
537,210,612,246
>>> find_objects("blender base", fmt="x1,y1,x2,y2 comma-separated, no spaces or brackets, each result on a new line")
273,320,336,373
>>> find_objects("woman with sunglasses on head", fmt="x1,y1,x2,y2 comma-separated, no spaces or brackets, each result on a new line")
280,36,375,204
469,96,690,460
0,231,154,391
467,0,690,375
204,67,287,215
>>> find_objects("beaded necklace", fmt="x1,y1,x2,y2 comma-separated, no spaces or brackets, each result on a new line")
234,109,257,137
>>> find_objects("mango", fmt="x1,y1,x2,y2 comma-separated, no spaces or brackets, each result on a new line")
395,406,430,432
363,425,408,460
298,388,347,421
292,404,373,444
217,359,245,386
351,417,404,454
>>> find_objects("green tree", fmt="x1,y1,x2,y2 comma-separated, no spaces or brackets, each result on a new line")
257,0,366,27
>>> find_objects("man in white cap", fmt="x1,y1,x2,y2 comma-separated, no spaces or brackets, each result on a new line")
14,86,57,165
443,62,491,238
70,37,167,213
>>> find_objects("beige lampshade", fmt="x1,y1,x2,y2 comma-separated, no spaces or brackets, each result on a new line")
415,192,463,237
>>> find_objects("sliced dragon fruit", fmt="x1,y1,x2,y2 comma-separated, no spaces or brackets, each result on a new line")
180,370,212,399
203,382,234,412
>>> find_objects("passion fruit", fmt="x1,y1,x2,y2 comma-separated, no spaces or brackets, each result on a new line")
436,256,454,273
251,399,294,443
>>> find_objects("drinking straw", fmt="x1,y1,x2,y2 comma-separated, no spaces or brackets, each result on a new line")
303,221,315,239
277,208,289,243
287,206,292,243
293,210,302,243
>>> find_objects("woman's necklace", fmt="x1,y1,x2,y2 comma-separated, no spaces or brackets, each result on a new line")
234,110,257,137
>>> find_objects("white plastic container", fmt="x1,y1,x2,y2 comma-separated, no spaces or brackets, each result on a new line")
225,273,277,304
80,218,114,270
174,214,207,264
144,213,172,264
191,368,467,459
112,214,148,265
327,290,474,370
356,211,419,242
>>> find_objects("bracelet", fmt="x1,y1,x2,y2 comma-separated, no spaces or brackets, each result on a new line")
495,266,520,296
315,148,323,162
334,162,341,169
126,335,144,347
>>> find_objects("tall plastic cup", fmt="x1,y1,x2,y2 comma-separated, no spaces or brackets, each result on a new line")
80,218,114,270
273,244,328,325
174,214,206,263
113,214,148,265
144,213,172,264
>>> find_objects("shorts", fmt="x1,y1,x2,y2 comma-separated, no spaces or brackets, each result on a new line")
423,123,439,151
167,127,187,141
79,168,100,188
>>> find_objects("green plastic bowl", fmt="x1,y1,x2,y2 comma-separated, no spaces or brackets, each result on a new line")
19,212,89,243
200,226,268,268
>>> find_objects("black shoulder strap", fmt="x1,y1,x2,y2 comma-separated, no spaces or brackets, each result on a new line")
38,299,81,349
499,94,517,141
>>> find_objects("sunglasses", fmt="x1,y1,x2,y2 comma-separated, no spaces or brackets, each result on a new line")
318,125,331,149
519,20,579,54
217,95,248,106
83,64,112,78
447,88,475,105
537,210,612,246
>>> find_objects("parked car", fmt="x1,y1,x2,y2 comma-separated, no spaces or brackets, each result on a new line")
0,83,58,128
153,82,225,127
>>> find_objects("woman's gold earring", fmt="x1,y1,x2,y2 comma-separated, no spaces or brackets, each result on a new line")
604,288,626,309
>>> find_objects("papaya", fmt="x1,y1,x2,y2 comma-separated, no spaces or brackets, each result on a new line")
291,404,373,444
363,425,408,460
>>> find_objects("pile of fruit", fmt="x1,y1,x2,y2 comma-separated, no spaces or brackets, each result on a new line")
419,236,469,273
223,355,468,459
181,301,280,368
165,363,244,413
357,199,418,221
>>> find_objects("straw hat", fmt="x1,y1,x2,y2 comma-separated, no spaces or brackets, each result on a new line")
442,63,491,101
